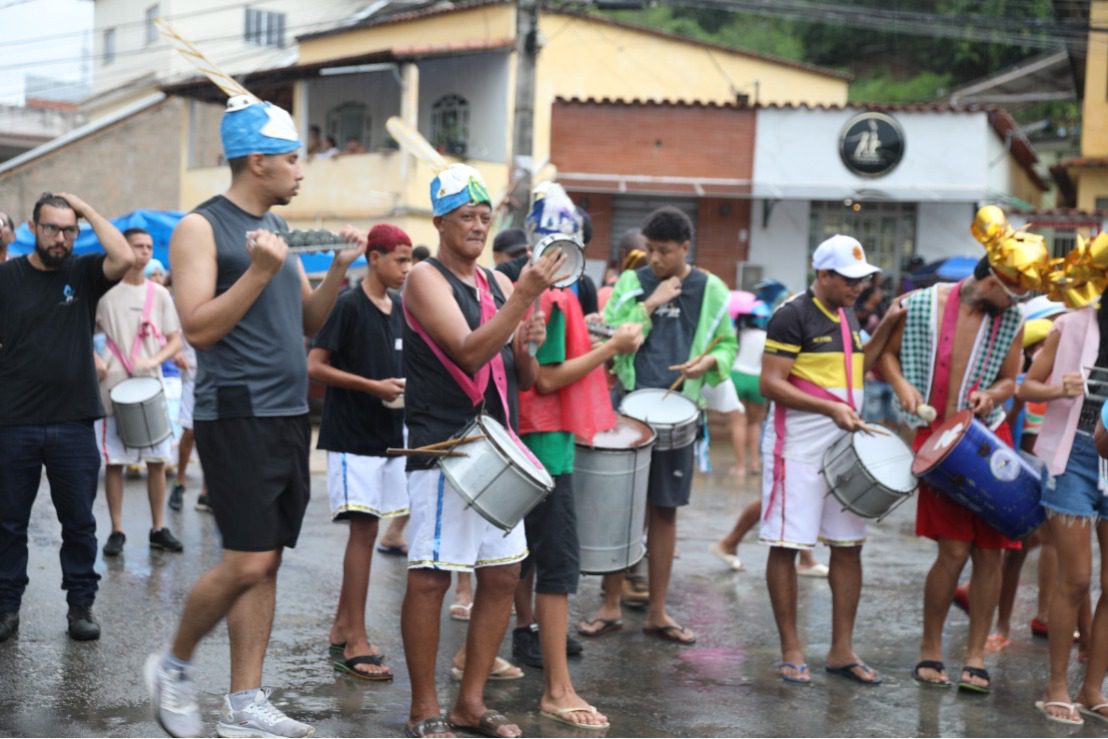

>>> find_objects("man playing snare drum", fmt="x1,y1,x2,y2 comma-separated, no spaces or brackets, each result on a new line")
759,235,902,686
95,227,184,558
399,164,561,739
879,253,1024,693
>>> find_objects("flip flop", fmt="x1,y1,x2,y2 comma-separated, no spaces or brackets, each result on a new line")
797,562,829,578
448,602,472,622
825,662,882,685
985,633,1011,652
643,623,696,645
329,641,346,656
778,661,811,685
540,704,610,730
912,660,950,687
1036,700,1084,726
334,653,393,681
958,666,991,694
576,618,623,637
450,656,524,682
1077,703,1108,724
450,710,519,738
376,544,408,556
708,542,744,572
404,716,455,738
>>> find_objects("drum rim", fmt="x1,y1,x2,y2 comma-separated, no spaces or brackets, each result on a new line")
911,408,973,476
844,432,919,494
109,375,165,401
575,415,658,451
619,388,699,426
532,233,585,289
467,414,554,490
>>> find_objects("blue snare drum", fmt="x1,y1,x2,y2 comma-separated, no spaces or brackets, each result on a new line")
910,410,1045,540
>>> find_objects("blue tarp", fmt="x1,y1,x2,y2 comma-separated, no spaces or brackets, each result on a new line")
10,208,366,273
907,255,978,286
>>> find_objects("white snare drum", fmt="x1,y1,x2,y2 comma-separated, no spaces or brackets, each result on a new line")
438,414,554,532
619,389,699,451
821,430,917,520
109,377,172,448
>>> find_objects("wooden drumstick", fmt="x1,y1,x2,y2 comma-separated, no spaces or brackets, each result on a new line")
386,448,468,458
664,336,724,398
416,434,486,452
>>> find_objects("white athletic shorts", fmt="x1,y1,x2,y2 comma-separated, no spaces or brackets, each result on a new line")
326,452,410,520
406,468,528,572
701,378,745,414
97,415,173,466
759,455,866,549
178,375,195,429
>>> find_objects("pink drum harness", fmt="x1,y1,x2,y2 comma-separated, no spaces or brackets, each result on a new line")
106,281,165,376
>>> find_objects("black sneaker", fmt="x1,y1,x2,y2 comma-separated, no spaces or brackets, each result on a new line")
512,623,543,668
103,531,126,557
195,494,212,513
0,611,18,643
67,606,100,641
168,483,185,512
150,528,183,553
566,633,584,657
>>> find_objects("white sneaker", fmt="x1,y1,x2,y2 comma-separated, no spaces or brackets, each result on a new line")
215,688,315,738
144,653,204,738
797,562,831,578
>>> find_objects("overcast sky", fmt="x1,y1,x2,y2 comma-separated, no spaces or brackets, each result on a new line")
0,0,93,104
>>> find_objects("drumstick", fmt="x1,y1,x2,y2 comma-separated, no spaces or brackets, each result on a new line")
415,435,486,452
386,116,447,173
155,19,258,101
663,336,724,398
858,422,892,437
386,448,468,458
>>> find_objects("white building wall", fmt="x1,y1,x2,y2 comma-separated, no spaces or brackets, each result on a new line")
417,53,510,163
916,202,979,261
747,198,811,294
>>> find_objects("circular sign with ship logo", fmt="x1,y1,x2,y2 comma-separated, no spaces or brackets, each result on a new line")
839,112,905,178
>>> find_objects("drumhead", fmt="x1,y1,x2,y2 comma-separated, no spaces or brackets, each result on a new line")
851,430,917,493
911,409,973,476
532,234,585,289
477,414,554,488
577,414,656,450
109,376,164,404
620,389,699,426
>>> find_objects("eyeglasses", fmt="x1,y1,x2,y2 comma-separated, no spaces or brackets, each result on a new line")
833,271,873,288
37,223,78,238
993,277,1033,303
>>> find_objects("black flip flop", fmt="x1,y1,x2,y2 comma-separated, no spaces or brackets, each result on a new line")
376,544,408,557
334,653,393,681
958,665,991,694
913,660,951,687
825,662,882,685
404,716,452,738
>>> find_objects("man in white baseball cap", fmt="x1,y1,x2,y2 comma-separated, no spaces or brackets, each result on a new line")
811,234,881,280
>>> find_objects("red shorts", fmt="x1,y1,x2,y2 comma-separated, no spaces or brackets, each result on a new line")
912,421,1021,551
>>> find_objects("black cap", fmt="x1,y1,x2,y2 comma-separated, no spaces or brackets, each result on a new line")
493,228,529,255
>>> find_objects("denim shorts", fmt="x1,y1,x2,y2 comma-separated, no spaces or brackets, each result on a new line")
1042,431,1108,519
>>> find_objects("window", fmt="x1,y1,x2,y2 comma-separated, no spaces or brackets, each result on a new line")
145,4,159,46
1095,196,1108,211
244,7,286,48
103,28,116,65
431,94,469,157
325,102,370,153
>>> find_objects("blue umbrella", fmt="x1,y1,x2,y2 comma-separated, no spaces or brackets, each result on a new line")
907,256,978,287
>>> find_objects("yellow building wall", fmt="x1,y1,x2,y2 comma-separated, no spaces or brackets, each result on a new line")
1009,164,1043,209
1076,170,1108,211
1081,1,1108,157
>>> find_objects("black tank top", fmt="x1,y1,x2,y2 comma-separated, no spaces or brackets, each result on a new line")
404,258,519,470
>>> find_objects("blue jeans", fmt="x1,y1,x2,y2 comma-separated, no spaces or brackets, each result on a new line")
1042,431,1108,519
0,422,102,611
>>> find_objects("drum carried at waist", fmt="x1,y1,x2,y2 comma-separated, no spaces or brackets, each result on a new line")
911,410,1045,540
821,428,917,521
619,389,699,451
574,415,656,574
109,376,172,448
438,413,554,533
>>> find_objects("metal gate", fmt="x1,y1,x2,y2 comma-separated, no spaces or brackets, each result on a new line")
610,195,699,263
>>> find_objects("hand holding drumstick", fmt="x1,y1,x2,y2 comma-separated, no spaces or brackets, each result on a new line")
664,336,723,397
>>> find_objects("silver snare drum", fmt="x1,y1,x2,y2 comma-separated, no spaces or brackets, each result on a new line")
619,389,699,451
438,414,554,532
820,430,917,521
109,376,172,448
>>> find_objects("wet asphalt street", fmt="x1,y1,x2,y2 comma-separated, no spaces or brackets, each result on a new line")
0,439,1104,738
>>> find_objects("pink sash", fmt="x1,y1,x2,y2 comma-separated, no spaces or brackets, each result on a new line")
106,281,165,376
928,280,1003,428
765,308,855,523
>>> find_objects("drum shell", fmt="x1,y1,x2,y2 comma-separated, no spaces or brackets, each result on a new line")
439,417,554,532
821,432,916,520
912,412,1045,540
109,377,172,448
573,418,656,574
619,389,699,451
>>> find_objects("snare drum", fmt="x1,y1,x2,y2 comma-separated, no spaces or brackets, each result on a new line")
619,389,699,450
438,414,554,532
574,415,656,573
821,430,917,520
109,377,172,448
911,410,1045,540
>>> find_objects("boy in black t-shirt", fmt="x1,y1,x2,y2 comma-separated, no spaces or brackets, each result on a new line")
308,224,414,681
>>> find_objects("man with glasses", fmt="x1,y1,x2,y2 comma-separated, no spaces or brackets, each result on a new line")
0,192,134,643
758,234,902,686
878,255,1025,693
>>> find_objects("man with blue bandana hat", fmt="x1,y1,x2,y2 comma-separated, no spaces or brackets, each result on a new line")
145,96,361,739
399,163,564,738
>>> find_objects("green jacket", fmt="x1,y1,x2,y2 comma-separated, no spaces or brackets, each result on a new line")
603,267,738,407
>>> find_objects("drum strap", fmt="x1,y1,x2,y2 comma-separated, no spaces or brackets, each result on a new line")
766,308,855,523
106,281,165,376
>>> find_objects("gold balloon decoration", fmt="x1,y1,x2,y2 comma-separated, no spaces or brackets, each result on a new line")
970,206,1108,308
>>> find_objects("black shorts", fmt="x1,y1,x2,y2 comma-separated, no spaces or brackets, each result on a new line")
521,473,579,594
194,415,311,551
647,444,694,509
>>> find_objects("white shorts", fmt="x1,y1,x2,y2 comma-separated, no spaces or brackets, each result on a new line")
407,469,528,572
178,375,195,429
97,415,173,466
759,455,866,549
326,452,410,520
701,378,745,414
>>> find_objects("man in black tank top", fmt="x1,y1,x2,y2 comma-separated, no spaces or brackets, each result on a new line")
145,97,360,739
400,164,563,739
